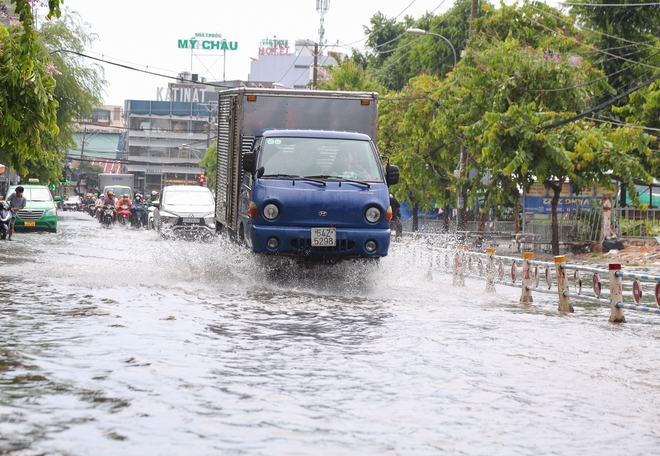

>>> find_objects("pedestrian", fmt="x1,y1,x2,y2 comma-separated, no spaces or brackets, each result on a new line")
389,193,403,239
6,186,27,241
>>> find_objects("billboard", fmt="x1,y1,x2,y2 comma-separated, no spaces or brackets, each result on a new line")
524,182,617,214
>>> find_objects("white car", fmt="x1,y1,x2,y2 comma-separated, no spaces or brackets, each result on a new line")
153,185,216,237
61,195,81,211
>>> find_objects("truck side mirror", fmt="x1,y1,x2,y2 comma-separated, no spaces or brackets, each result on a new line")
386,163,399,186
242,153,256,173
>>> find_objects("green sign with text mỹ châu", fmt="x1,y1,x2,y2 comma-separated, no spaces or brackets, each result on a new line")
178,39,238,50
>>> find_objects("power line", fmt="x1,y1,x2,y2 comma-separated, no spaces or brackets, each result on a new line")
529,3,660,53
526,47,660,93
563,2,660,6
542,71,660,130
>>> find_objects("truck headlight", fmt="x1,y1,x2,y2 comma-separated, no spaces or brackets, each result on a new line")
263,203,279,220
365,207,381,223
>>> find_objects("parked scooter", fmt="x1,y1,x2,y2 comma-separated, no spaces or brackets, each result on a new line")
102,205,116,227
117,204,131,226
0,201,12,240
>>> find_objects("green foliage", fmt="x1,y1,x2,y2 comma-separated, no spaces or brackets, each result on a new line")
36,9,105,183
317,58,381,92
74,160,104,190
199,141,217,191
366,0,477,92
569,0,660,98
0,0,60,177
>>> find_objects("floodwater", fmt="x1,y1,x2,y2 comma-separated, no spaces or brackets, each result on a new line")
1,211,659,455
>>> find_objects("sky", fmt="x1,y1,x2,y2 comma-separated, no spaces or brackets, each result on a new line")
45,0,559,106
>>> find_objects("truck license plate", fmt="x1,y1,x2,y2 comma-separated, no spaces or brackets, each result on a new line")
24,221,36,227
311,227,336,247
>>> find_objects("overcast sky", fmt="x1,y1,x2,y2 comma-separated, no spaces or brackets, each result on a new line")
47,0,559,106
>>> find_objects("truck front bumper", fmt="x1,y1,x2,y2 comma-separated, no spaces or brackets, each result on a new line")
250,225,391,258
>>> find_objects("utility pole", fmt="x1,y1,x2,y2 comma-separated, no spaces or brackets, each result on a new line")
313,43,318,89
80,127,87,161
456,0,479,235
315,0,329,90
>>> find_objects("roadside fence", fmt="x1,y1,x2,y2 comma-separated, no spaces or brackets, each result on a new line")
428,245,660,323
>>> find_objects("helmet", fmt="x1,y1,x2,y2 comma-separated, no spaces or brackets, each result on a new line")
123,194,129,199
135,193,142,200
151,190,158,197
107,191,114,197
100,193,105,198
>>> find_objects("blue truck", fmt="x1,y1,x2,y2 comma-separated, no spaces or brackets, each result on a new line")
214,88,399,262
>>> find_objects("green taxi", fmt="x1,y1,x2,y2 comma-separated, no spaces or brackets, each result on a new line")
5,184,58,232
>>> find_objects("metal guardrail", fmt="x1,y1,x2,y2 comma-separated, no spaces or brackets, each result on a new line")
430,246,660,323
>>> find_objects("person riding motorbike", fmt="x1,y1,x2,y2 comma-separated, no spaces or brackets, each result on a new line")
146,190,159,208
130,193,148,227
102,191,118,223
115,193,132,210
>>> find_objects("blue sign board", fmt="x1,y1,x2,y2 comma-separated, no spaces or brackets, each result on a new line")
524,182,616,214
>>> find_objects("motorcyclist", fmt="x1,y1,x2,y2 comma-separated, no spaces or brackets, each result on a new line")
95,193,105,221
146,190,159,208
102,191,118,222
130,193,147,227
115,193,132,210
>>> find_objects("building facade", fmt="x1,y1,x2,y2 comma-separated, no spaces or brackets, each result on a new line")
122,97,216,193
248,38,338,89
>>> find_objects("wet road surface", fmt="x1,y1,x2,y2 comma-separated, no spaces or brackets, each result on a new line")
1,211,659,455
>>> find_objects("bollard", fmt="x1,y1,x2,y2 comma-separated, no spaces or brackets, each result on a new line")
555,255,574,313
520,252,534,303
485,248,496,292
608,263,626,323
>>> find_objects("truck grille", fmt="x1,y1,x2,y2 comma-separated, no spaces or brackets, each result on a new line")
290,238,353,253
18,210,44,220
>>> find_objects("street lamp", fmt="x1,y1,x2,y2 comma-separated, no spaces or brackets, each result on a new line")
405,28,457,68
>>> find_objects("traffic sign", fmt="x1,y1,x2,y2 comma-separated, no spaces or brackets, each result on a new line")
632,280,642,305
655,282,660,307
511,262,517,282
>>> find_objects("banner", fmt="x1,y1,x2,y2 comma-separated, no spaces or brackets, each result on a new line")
524,182,617,214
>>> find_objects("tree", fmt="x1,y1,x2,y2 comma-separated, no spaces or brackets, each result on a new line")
35,9,105,183
0,1,61,177
73,160,103,191
364,0,479,92
317,57,381,92
199,142,217,192
569,0,660,103
454,2,658,253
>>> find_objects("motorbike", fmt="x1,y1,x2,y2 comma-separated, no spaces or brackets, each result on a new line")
0,201,12,240
130,204,147,228
117,204,131,226
86,201,97,217
102,204,116,227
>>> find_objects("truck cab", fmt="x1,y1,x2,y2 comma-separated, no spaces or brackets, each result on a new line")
239,130,398,260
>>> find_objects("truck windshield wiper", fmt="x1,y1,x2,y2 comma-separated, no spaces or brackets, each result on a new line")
261,174,326,186
305,175,371,188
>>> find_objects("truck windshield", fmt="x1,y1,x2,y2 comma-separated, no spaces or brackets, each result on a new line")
260,138,383,182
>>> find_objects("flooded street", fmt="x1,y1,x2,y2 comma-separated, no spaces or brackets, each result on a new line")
1,211,659,455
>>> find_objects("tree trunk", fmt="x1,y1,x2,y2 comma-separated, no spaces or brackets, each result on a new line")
513,191,521,233
547,179,565,256
412,203,419,232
